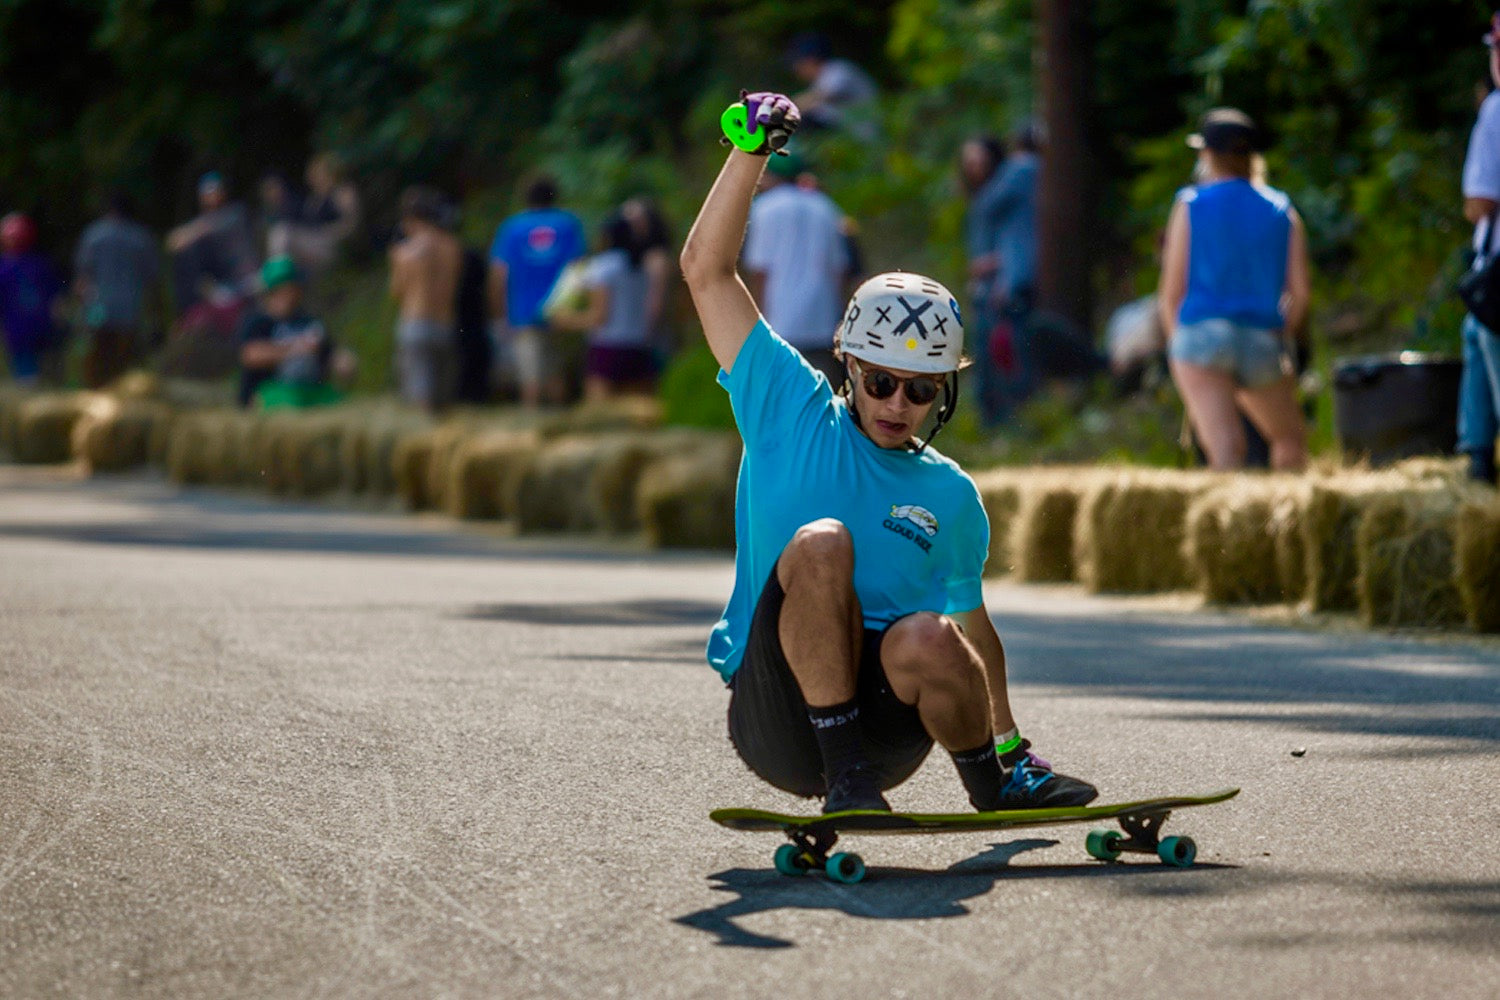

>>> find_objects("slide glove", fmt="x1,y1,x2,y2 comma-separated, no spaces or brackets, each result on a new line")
720,90,800,156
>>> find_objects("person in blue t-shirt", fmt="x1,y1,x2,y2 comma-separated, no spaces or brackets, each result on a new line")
1158,108,1311,472
487,177,586,408
681,90,1098,815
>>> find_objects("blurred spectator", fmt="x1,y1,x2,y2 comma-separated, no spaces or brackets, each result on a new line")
743,151,850,386
787,32,879,142
960,133,1010,423
986,123,1043,421
1458,13,1500,486
256,172,301,257
0,212,64,386
269,154,360,282
550,211,659,400
1157,108,1310,472
487,176,586,408
389,186,462,413
73,192,160,388
621,197,676,358
238,256,340,409
167,171,257,332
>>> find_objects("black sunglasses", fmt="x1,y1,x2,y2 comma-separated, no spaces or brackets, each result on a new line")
851,359,945,406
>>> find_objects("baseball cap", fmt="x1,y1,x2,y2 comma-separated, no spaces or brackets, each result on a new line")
1186,108,1260,155
260,255,302,291
765,150,809,180
197,171,226,196
1485,12,1500,46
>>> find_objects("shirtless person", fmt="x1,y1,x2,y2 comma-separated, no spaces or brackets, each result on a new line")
389,187,463,412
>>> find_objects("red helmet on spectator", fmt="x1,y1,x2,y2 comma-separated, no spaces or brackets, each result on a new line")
1,213,37,254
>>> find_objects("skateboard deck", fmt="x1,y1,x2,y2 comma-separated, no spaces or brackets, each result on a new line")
711,787,1239,883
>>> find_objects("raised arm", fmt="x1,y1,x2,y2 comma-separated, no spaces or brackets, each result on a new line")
680,150,768,374
679,92,799,374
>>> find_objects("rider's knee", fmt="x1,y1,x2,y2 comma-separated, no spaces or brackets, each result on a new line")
782,518,854,580
884,612,971,684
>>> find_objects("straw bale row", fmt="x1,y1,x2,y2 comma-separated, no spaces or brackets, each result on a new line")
1353,484,1479,629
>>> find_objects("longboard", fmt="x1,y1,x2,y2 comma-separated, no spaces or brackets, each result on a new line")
711,787,1239,884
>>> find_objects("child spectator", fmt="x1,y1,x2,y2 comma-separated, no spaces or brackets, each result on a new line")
238,256,340,409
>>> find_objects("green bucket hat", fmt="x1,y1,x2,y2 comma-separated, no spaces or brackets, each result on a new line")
261,255,302,291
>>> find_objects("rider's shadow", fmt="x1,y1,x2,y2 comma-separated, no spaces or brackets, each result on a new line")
676,839,1201,949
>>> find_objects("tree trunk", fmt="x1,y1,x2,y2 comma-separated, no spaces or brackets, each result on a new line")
1036,0,1094,332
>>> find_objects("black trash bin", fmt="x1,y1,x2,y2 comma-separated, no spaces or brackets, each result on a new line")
1332,352,1462,466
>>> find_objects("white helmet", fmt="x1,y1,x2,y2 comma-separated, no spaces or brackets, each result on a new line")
836,272,966,374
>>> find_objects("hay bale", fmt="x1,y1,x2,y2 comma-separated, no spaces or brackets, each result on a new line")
513,432,675,534
1270,485,1309,602
1301,475,1407,612
540,396,662,437
1456,497,1500,632
637,435,742,550
71,396,171,472
444,429,542,520
12,392,95,464
1012,475,1085,583
423,422,480,514
1355,484,1480,628
165,409,226,485
1184,476,1306,604
109,370,164,400
338,405,432,498
1075,469,1213,593
0,383,36,458
393,428,440,510
973,469,1026,577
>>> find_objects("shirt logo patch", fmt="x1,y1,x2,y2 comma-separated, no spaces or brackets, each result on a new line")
889,504,939,537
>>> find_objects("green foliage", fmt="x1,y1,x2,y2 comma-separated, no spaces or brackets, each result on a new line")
658,343,735,430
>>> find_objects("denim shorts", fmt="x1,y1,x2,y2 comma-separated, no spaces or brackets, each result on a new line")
1170,318,1290,388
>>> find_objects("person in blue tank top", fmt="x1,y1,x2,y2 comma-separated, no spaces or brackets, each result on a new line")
681,90,1098,815
1158,108,1312,471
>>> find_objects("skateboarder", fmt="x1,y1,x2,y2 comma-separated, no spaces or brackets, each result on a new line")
681,91,1099,815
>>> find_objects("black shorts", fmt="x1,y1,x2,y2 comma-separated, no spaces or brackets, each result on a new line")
726,564,934,798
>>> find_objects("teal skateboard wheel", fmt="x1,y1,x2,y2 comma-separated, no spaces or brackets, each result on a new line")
1157,835,1196,867
824,851,866,884
774,843,809,876
1085,828,1123,861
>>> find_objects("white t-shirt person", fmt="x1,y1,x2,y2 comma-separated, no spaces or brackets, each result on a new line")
1466,90,1500,255
743,182,849,352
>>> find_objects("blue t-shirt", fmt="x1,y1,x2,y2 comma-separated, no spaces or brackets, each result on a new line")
488,208,585,327
708,320,989,681
1177,179,1291,330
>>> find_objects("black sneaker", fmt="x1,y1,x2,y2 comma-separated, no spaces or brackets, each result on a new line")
994,752,1098,809
822,765,892,814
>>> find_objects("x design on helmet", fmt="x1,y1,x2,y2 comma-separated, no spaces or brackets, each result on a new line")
838,272,965,374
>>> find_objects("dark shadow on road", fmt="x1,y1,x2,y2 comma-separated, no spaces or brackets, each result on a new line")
676,840,1236,948
459,599,722,627
994,607,1500,746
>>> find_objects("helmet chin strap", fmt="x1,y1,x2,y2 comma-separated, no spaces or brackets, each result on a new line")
912,371,957,456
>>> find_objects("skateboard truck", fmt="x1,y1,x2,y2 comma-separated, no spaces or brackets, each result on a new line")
1085,809,1197,866
774,825,866,884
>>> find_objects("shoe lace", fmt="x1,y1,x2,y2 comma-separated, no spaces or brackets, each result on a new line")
1002,758,1056,797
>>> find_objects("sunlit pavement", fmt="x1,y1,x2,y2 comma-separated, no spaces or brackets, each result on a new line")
2,467,1497,999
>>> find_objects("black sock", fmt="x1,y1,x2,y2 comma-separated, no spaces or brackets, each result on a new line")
951,741,1005,811
808,698,868,784
1467,448,1498,486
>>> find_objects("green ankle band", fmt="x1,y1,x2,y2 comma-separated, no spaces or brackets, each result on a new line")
995,729,1022,756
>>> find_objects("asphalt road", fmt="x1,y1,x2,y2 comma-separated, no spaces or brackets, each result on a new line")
2,466,1497,999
